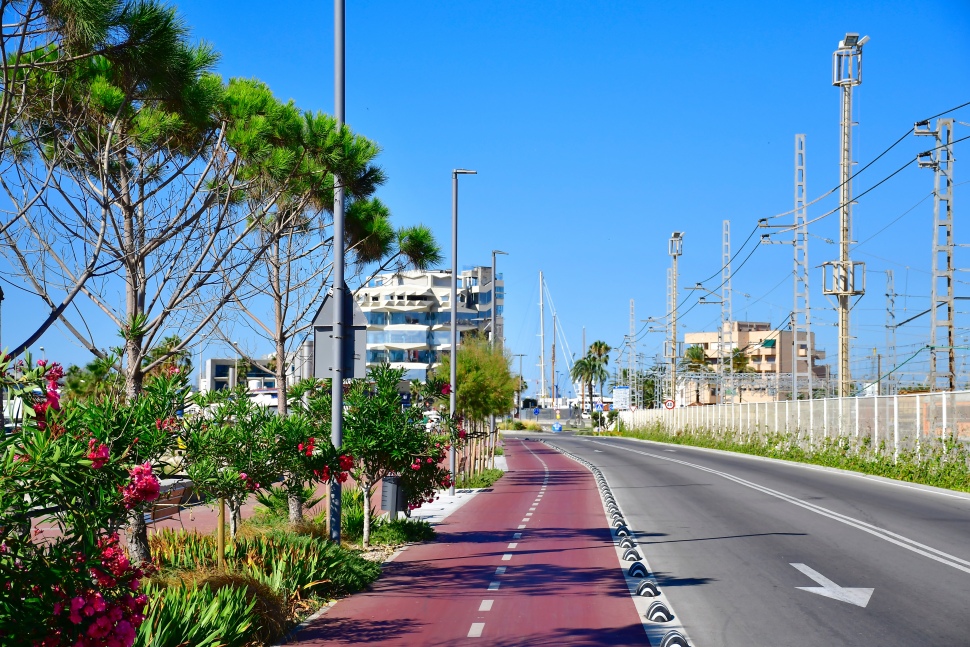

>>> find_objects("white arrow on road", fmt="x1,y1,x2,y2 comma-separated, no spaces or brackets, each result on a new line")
790,563,874,608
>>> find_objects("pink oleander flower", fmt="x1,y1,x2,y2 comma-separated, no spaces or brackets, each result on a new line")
87,438,110,469
121,463,160,509
441,383,452,395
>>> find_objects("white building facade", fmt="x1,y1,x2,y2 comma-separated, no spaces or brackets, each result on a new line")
354,266,504,381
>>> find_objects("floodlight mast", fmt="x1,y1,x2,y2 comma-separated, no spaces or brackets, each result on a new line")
667,232,683,404
823,33,868,397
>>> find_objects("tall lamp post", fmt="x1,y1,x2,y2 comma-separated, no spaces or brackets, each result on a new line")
329,0,347,543
489,250,507,461
450,169,476,495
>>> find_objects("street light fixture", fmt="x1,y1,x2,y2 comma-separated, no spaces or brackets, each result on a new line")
450,168,476,495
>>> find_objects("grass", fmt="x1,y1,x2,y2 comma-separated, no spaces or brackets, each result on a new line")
455,468,504,489
588,423,970,493
499,420,543,431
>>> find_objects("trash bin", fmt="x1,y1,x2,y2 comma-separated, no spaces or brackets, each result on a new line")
381,475,401,513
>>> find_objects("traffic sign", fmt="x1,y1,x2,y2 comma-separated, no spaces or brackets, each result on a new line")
593,403,604,412
663,399,675,410
551,422,562,433
533,407,541,416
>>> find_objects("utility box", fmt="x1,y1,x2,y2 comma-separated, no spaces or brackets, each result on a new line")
381,475,407,514
312,284,367,380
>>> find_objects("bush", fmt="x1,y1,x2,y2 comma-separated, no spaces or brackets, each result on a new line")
370,518,436,545
134,580,257,647
456,468,504,489
149,528,380,601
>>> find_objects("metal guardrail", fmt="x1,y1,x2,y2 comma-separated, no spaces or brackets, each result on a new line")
620,390,970,459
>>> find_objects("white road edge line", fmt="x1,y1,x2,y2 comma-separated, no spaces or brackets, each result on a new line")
590,439,970,575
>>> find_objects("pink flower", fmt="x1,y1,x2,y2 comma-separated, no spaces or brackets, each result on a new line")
37,358,47,367
87,438,110,469
239,473,248,480
441,383,452,395
121,463,160,509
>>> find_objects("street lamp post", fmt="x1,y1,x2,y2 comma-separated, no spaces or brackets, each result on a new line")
450,169,476,495
489,249,507,465
329,0,347,543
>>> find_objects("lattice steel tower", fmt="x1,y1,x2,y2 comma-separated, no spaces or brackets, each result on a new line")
722,220,733,401
822,33,869,396
667,232,683,402
885,270,897,395
793,134,814,399
916,118,956,391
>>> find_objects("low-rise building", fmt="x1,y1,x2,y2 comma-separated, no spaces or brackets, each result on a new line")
682,321,827,403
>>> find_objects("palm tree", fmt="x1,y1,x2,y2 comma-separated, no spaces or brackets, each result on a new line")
570,357,594,414
681,345,708,372
732,348,754,373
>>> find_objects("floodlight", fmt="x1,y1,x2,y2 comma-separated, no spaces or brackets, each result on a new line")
843,33,859,47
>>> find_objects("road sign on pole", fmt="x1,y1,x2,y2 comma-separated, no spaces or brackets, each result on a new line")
664,399,675,410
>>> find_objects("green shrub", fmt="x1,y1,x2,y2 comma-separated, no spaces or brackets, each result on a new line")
254,483,323,521
456,468,504,489
370,518,436,545
135,580,257,647
149,528,381,600
493,444,505,456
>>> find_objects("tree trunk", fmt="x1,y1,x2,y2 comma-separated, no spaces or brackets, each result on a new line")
228,495,243,538
362,474,371,547
125,509,151,565
286,475,304,523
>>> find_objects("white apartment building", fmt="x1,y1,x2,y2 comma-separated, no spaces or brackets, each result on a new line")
354,266,504,381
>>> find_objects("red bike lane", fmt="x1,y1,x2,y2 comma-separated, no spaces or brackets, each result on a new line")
285,438,648,646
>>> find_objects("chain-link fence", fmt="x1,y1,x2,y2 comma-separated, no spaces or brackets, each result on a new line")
620,391,970,458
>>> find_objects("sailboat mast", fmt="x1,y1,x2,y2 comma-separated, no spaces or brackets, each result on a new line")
539,270,545,406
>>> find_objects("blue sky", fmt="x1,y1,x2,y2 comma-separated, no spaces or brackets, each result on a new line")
6,1,970,393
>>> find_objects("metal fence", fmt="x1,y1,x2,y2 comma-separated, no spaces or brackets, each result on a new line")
620,390,970,458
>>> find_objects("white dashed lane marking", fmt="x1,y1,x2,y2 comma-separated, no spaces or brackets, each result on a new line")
495,566,507,575
479,600,494,612
502,553,512,561
508,543,518,548
468,622,485,638
488,581,501,591
513,533,522,539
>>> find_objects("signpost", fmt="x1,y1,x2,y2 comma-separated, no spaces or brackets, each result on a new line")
533,406,541,420
612,386,630,411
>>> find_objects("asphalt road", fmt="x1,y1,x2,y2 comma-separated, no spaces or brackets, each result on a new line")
545,434,970,646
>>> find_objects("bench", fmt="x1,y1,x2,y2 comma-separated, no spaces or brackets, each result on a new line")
146,479,197,524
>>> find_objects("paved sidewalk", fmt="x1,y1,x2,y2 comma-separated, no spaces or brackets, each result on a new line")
284,439,647,646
